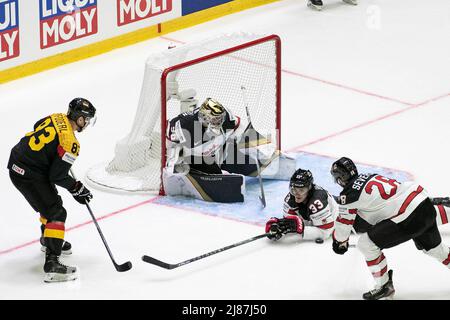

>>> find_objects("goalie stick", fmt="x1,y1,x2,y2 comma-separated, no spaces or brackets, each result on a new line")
241,85,266,208
70,169,132,272
142,233,270,270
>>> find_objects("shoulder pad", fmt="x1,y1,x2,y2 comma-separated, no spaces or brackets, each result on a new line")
307,186,330,207
51,113,80,158
338,174,374,205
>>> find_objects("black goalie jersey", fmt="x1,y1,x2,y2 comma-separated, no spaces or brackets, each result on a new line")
333,173,429,242
283,185,338,240
166,107,240,171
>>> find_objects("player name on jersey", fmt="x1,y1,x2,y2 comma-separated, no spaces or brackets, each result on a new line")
117,0,172,26
39,0,98,49
0,0,19,62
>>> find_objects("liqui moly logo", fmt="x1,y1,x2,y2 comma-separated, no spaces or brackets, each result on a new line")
39,0,98,49
117,0,172,26
0,0,19,62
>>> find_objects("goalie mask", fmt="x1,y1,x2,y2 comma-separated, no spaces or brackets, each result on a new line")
330,157,358,187
290,169,313,202
198,98,226,135
67,97,97,132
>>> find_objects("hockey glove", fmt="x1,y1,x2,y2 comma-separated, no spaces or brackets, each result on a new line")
332,239,349,255
70,181,93,204
265,217,283,241
281,215,304,236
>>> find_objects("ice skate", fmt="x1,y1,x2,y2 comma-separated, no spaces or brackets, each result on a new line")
363,270,395,300
307,0,323,11
342,0,358,5
40,237,72,255
43,254,78,283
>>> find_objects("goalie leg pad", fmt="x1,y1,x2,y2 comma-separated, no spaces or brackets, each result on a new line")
163,168,245,203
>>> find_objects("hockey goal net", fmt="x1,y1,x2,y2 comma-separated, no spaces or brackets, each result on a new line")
86,33,281,194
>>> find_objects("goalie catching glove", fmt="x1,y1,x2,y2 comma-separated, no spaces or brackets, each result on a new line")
265,216,304,240
70,181,93,204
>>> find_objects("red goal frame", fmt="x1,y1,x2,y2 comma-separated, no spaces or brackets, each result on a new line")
159,35,281,195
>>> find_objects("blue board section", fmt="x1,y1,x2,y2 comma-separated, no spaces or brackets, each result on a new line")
154,151,413,225
182,0,233,16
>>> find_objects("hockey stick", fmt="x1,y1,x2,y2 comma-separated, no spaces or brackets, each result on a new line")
240,85,266,208
142,232,270,269
70,169,132,272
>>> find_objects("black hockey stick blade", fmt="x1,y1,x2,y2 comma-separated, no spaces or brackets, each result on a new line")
115,261,133,272
142,255,176,270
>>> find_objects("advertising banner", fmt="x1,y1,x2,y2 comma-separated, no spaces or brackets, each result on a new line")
39,0,98,49
0,0,20,62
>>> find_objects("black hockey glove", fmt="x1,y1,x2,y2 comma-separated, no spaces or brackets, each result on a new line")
332,239,349,255
70,181,93,204
278,216,304,236
265,218,283,240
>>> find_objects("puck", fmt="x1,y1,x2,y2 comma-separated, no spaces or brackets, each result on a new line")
315,238,324,244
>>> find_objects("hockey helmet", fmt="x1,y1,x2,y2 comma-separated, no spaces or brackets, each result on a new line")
330,157,358,187
67,97,96,132
198,98,226,133
289,168,314,199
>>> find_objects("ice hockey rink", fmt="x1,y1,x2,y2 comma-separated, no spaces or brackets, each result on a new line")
1,0,449,300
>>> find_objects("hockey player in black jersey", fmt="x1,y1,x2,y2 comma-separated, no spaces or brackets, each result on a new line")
8,98,96,283
330,157,450,300
265,169,337,241
163,97,295,203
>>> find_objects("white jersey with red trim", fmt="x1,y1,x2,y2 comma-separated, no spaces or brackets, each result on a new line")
334,173,429,242
283,185,338,240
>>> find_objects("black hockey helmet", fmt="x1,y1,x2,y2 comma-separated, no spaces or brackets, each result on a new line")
289,168,313,198
67,97,96,132
330,157,358,187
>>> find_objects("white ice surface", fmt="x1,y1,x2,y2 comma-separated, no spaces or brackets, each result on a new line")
0,0,449,299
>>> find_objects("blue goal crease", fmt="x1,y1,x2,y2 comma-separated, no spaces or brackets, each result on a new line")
154,151,413,225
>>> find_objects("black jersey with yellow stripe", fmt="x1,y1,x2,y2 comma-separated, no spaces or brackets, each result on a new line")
8,113,79,190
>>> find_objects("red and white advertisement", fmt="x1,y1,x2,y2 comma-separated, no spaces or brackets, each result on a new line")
39,0,98,49
117,0,173,26
0,0,20,62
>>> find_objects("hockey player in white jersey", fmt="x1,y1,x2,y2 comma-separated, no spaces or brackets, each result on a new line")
265,169,338,241
330,157,450,300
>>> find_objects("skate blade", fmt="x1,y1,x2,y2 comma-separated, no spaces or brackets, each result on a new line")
307,3,323,11
41,246,72,255
44,271,78,283
342,0,358,5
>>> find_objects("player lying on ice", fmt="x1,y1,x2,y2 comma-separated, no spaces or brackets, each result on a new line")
330,157,450,300
162,92,295,203
265,169,339,243
263,167,450,259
